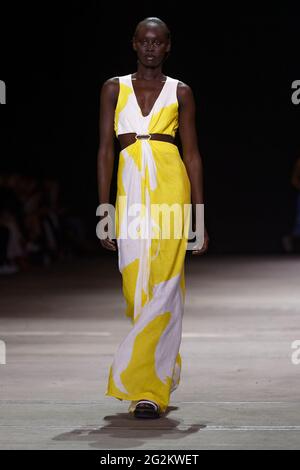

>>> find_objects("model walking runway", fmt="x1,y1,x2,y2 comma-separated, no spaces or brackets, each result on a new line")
98,17,208,417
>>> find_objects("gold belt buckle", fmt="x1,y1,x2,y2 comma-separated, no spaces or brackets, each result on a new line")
135,133,152,140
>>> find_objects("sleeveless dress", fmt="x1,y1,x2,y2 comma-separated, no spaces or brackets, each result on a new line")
105,73,191,413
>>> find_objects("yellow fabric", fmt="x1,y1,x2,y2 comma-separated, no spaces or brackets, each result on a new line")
105,74,191,414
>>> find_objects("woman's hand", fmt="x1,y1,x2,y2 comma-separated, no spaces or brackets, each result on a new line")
100,237,117,251
98,214,117,251
192,226,209,255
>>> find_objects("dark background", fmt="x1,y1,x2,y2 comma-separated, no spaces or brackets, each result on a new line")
1,2,299,253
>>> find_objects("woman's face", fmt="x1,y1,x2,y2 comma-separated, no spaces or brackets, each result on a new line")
133,24,170,68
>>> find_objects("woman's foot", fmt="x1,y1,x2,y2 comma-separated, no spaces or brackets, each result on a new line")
133,400,161,419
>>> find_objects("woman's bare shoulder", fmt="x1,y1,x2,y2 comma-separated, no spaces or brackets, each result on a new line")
101,76,119,99
177,80,194,105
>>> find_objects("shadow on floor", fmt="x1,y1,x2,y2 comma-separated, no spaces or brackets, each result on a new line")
53,406,207,449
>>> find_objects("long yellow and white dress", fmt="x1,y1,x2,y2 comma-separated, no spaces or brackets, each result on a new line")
105,73,191,413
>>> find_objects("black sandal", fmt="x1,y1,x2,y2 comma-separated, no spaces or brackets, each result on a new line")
133,400,161,419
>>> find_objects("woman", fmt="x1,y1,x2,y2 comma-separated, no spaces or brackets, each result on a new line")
97,17,209,418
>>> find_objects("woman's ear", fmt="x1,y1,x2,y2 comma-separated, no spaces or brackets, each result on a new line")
131,37,137,52
164,42,171,61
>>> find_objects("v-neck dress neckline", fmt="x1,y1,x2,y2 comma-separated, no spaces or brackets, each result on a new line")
130,74,169,118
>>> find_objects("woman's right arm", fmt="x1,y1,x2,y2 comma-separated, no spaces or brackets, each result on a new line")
97,77,119,251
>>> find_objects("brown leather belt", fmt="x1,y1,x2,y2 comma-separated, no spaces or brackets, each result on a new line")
118,133,175,151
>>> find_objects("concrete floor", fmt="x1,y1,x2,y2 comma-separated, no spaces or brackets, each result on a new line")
0,253,300,450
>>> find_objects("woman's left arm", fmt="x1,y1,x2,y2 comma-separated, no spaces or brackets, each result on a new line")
177,81,209,254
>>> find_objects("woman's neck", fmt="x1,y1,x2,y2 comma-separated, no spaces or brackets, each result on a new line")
133,65,165,81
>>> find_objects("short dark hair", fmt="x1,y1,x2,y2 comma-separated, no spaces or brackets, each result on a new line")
134,17,171,41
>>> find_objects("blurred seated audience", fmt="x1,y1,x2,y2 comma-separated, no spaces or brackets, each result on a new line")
0,172,90,275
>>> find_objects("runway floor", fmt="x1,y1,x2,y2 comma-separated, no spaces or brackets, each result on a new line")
0,253,300,450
